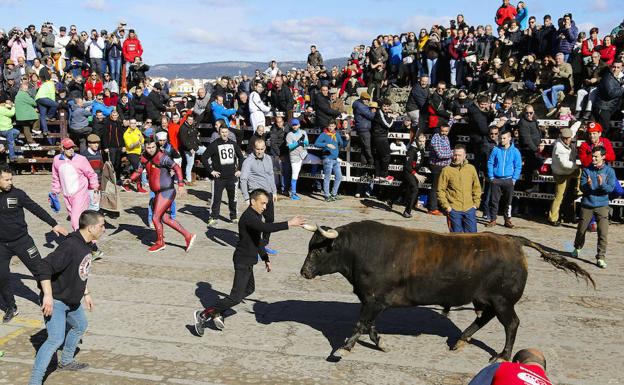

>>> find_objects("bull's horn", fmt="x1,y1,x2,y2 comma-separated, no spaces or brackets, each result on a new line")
302,224,318,232
318,225,339,239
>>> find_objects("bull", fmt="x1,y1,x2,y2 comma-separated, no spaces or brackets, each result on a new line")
301,221,594,361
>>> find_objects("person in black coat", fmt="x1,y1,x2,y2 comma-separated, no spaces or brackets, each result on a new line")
516,105,541,190
269,76,293,116
313,85,340,129
145,83,166,122
129,87,146,121
467,95,495,174
405,75,430,133
371,99,395,180
534,15,557,59
592,61,624,137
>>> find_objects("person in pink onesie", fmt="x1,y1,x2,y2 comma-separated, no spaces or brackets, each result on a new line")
51,138,100,230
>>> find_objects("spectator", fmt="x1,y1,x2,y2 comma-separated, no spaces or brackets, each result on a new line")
145,82,166,123
286,119,316,200
395,134,427,218
556,14,578,62
578,121,615,167
405,75,430,133
269,76,293,117
14,82,39,148
372,99,396,182
106,34,123,84
211,94,237,128
428,123,452,215
307,45,324,68
91,92,113,117
201,125,244,226
548,127,578,226
592,60,623,136
192,87,210,117
178,112,206,185
581,27,602,61
34,72,58,138
427,81,451,130
69,98,93,152
486,129,522,228
122,118,147,193
575,51,607,120
542,52,572,117
249,81,271,131
100,109,124,180
515,1,528,30
81,134,104,210
166,109,193,153
516,104,541,192
315,119,349,201
270,115,291,194
313,85,341,129
468,348,552,385
264,60,279,79
438,144,481,232
127,56,150,90
84,72,103,97
85,29,105,74
0,100,19,161
352,91,375,165
495,0,517,27
573,146,616,269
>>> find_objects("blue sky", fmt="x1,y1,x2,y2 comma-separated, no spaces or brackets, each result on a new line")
1,0,620,65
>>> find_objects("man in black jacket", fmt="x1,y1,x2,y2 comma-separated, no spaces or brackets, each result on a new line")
352,92,375,165
270,115,291,194
592,61,624,137
100,110,125,180
193,189,304,334
29,210,104,385
516,105,542,192
535,15,557,59
313,85,340,129
201,125,245,226
405,75,430,134
145,82,166,123
0,166,69,323
269,76,293,117
372,99,396,181
467,95,495,174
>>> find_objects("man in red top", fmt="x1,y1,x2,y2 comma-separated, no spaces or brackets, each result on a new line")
122,29,143,63
468,348,552,385
578,122,615,168
495,0,517,26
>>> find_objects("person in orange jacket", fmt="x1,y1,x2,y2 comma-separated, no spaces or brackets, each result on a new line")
167,109,193,152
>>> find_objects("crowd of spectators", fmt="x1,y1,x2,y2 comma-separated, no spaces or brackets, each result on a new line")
1,2,624,240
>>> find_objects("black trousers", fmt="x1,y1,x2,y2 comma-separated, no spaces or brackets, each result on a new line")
520,149,537,187
373,136,390,177
358,131,374,166
211,176,237,220
106,147,123,181
127,153,141,173
403,174,420,214
489,178,514,221
0,235,42,309
261,194,275,246
213,264,255,313
428,164,444,211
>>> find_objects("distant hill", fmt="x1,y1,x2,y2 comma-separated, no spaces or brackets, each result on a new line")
149,58,349,79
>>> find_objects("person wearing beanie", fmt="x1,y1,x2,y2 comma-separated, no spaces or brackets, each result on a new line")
51,138,100,230
80,134,104,211
286,119,318,200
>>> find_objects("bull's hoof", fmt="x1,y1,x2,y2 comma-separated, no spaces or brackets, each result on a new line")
334,348,351,358
376,338,389,352
450,338,470,351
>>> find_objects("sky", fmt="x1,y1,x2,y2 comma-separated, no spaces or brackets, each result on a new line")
0,0,620,65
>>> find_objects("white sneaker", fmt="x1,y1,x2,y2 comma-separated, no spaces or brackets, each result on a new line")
212,315,225,330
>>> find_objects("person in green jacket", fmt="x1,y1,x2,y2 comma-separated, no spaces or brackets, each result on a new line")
34,71,58,137
0,100,20,161
14,82,39,147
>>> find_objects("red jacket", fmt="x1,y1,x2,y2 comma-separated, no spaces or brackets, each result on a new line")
167,109,193,151
599,44,616,65
85,80,103,97
495,5,517,26
122,38,144,63
103,94,118,107
581,38,602,57
492,362,552,385
578,137,615,168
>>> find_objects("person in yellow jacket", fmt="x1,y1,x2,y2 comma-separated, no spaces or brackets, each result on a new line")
123,118,147,193
437,144,482,233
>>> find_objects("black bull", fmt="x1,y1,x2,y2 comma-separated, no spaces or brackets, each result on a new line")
300,221,594,361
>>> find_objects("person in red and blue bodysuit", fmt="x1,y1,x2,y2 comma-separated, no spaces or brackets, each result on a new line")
125,137,196,253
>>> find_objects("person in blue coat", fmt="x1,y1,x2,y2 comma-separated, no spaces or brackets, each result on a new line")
211,94,237,128
314,120,349,202
486,130,522,228
515,1,529,30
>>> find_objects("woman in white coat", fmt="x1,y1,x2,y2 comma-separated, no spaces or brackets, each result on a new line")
249,82,271,132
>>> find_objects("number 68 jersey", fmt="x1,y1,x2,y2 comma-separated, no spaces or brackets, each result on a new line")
201,137,246,178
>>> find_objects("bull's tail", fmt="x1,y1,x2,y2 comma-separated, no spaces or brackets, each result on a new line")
509,235,596,288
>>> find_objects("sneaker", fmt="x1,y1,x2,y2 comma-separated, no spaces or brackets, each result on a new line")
193,310,207,337
185,234,197,253
571,248,582,258
354,193,361,198
402,211,412,218
291,193,301,200
212,315,225,330
57,361,89,371
428,210,444,216
504,219,515,229
2,305,18,323
137,185,148,194
148,242,166,253
264,246,278,255
91,250,104,261
324,196,334,202
207,218,217,227
485,220,497,228
32,129,42,135
331,194,342,201
596,258,607,269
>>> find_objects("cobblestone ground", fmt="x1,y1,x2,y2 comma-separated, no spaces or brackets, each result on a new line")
1,175,622,385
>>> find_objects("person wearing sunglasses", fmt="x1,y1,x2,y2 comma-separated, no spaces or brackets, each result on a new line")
516,105,541,193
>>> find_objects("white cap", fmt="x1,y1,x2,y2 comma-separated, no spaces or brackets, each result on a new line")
155,131,168,140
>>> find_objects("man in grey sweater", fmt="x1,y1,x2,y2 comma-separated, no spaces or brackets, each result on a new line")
239,138,278,255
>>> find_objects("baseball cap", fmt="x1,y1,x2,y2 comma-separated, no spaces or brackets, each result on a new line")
61,138,76,149
587,122,602,133
290,118,300,126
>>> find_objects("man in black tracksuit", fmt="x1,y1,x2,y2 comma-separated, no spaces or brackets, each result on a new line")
201,125,245,225
193,189,304,335
371,99,395,180
0,166,69,323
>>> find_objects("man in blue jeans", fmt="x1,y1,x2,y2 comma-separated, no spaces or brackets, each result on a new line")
314,120,349,202
542,52,572,117
29,210,105,385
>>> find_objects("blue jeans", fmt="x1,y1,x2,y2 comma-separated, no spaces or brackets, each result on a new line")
108,57,122,83
322,158,342,198
427,58,438,85
447,207,477,233
450,59,462,87
36,97,59,134
542,84,565,109
0,128,20,159
184,146,206,182
29,300,88,385
524,80,536,92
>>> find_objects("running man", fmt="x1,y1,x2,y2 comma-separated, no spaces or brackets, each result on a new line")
125,137,196,252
